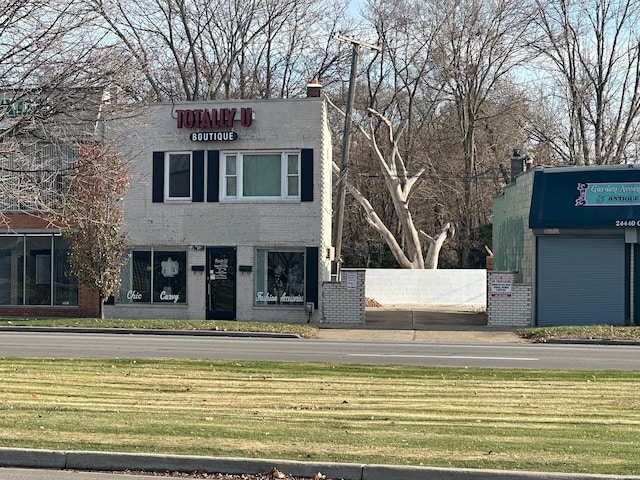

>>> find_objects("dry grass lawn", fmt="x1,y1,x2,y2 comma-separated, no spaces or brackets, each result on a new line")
1,358,640,475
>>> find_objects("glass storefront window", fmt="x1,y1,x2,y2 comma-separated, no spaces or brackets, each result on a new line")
25,236,52,305
255,249,304,305
132,251,152,302
0,236,24,305
153,251,186,303
117,249,186,304
53,236,77,305
0,234,77,306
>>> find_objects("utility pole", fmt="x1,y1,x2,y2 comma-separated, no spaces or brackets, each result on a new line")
333,35,380,280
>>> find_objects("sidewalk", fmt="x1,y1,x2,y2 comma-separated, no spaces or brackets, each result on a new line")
317,305,526,343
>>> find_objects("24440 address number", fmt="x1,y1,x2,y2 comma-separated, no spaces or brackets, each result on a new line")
615,220,639,227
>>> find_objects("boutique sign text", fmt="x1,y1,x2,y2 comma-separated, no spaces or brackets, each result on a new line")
190,131,238,142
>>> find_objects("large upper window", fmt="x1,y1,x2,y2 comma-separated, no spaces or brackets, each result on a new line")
152,149,311,203
117,249,187,304
0,234,77,306
222,152,300,200
165,152,192,201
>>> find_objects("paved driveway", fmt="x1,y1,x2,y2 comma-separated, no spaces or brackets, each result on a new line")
317,306,526,343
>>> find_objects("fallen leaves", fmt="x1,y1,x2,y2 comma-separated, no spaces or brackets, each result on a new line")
268,466,285,479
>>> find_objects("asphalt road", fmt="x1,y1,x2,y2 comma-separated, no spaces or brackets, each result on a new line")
3,330,640,480
1,331,640,370
0,468,163,480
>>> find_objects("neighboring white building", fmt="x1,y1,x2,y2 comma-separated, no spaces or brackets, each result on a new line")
105,94,333,323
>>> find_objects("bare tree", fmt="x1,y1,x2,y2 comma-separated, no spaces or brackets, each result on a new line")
326,0,456,269
0,1,108,225
58,143,130,319
333,0,528,268
428,0,531,266
0,0,138,318
90,0,355,101
328,96,455,268
528,0,640,165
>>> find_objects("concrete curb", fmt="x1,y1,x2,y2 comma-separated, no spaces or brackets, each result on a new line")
0,326,300,338
546,338,640,346
65,451,363,479
0,448,67,469
1,448,639,480
360,464,640,480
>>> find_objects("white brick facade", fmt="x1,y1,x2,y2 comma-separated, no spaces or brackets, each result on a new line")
104,98,332,322
322,270,365,324
487,272,532,327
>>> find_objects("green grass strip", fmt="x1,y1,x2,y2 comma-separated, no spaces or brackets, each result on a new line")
0,318,318,338
5,317,640,343
1,358,640,475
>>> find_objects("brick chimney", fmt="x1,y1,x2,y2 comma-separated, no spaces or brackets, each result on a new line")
306,79,322,98
510,149,525,183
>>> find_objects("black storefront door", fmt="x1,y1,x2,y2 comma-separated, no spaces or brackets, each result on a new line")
206,247,236,320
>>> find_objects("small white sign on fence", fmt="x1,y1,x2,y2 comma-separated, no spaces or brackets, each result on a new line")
490,273,514,297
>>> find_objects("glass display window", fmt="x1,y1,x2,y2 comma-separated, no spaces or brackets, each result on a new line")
0,234,77,306
255,249,305,305
117,249,186,304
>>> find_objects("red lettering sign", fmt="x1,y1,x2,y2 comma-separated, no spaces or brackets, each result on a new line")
175,107,252,128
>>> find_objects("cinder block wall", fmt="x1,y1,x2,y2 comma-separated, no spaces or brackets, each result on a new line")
321,270,365,324
492,170,535,285
490,169,536,326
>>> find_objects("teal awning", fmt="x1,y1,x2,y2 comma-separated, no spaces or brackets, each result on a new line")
529,166,640,229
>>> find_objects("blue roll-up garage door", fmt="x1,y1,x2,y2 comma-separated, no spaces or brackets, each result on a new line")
536,236,626,326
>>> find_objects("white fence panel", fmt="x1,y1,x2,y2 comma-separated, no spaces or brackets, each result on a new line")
360,269,487,307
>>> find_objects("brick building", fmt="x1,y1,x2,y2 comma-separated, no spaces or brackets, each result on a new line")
0,90,104,318
1,89,334,322
104,95,333,322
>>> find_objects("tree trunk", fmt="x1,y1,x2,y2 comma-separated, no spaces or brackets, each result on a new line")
98,294,105,320
421,223,455,269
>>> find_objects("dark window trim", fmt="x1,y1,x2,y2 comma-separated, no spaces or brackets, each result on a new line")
301,148,313,202
305,246,318,308
193,150,205,202
152,151,164,203
207,150,220,202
